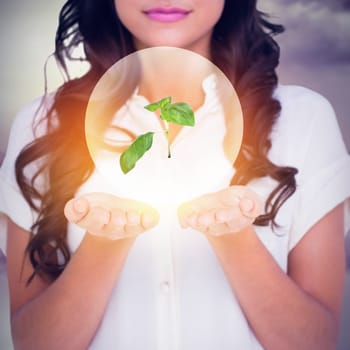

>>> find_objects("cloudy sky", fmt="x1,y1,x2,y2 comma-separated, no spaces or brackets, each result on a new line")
0,0,349,152
260,0,350,149
262,0,350,64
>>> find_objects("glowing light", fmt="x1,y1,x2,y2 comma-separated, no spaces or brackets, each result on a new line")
85,47,243,210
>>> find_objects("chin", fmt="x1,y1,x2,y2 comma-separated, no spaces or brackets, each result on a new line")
136,33,191,50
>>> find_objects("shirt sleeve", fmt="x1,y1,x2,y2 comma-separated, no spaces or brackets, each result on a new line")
288,90,350,251
0,97,50,254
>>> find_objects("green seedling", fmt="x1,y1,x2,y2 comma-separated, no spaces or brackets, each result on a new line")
120,96,195,174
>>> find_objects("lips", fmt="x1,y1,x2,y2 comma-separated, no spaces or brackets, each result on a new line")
144,7,191,22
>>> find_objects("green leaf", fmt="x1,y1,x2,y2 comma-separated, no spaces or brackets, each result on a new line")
120,132,154,174
160,102,195,126
144,96,171,112
159,96,171,109
144,102,159,112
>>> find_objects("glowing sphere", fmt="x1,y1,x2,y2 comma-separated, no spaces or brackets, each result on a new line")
85,47,243,208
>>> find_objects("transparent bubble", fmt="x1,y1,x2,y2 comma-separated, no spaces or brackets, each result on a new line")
85,47,243,207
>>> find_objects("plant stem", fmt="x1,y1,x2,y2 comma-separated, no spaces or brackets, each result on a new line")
164,119,171,158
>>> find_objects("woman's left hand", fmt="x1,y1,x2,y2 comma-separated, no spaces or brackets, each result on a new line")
178,186,263,236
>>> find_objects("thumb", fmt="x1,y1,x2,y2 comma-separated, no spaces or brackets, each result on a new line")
64,197,89,223
239,192,263,219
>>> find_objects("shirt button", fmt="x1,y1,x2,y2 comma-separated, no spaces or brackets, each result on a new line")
160,281,170,294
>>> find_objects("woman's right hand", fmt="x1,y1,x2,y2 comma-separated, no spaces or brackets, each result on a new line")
64,192,159,240
8,192,159,349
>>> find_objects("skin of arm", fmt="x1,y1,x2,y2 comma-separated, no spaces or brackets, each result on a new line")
6,194,159,350
179,188,345,350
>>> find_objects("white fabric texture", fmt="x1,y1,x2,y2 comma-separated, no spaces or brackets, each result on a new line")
0,97,48,253
1,78,350,349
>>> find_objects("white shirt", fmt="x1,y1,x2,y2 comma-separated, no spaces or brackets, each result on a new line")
1,77,350,350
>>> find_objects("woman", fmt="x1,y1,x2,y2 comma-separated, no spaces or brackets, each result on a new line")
1,0,350,349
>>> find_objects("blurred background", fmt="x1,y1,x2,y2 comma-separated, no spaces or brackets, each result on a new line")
0,0,349,349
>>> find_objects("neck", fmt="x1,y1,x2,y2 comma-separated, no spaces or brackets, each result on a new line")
137,47,213,110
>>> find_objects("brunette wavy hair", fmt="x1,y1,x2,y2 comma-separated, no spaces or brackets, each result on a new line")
16,0,297,282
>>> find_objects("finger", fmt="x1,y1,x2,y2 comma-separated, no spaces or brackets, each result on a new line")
93,207,158,239
205,216,252,236
207,207,252,235
239,191,263,218
124,223,144,237
177,204,187,228
78,206,111,235
183,214,208,233
100,208,126,238
102,209,143,239
124,210,144,236
197,210,216,226
125,202,159,230
177,202,198,228
215,207,241,223
126,210,141,226
123,210,144,236
141,210,159,229
110,208,127,227
64,197,89,223
187,212,199,227
218,188,241,207
122,209,158,237
239,198,254,214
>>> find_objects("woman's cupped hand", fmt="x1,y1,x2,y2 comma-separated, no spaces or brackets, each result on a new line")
64,192,160,240
178,186,263,236
64,186,262,240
